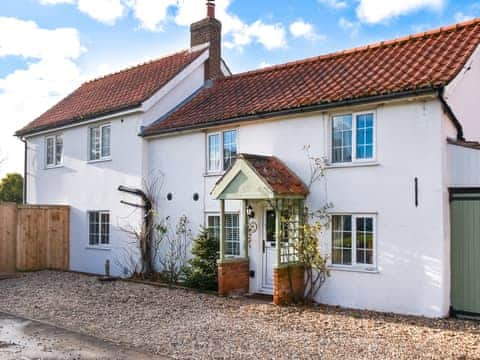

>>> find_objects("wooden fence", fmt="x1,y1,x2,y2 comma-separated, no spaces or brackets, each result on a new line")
0,203,70,274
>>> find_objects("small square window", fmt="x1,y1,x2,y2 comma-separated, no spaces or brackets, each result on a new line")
89,211,110,246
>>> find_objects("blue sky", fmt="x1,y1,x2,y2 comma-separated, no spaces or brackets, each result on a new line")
0,0,479,176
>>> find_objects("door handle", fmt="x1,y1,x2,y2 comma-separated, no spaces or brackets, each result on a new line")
262,241,265,253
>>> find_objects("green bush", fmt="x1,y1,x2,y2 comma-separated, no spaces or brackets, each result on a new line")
184,227,219,291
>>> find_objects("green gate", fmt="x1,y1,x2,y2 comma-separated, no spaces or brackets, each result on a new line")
450,190,480,317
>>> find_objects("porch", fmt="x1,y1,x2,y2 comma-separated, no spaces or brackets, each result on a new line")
211,154,309,304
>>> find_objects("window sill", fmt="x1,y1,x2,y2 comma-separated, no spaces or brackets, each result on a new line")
87,158,112,164
325,161,379,170
204,171,225,177
328,265,379,274
85,246,111,251
45,164,64,170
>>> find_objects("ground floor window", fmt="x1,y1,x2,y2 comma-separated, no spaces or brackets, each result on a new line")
89,211,110,246
331,214,375,268
206,213,240,257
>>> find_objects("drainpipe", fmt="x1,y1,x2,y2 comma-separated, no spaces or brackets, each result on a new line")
20,137,27,204
438,88,465,141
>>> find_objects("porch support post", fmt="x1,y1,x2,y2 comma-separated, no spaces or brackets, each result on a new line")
275,199,282,267
219,199,225,261
242,199,249,258
298,198,305,246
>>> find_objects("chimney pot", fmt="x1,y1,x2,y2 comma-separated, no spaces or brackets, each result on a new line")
207,0,215,18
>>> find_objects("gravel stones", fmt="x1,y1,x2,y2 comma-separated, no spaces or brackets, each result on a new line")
1,271,479,359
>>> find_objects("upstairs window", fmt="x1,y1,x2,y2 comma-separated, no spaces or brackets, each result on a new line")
332,112,375,164
45,134,63,167
207,129,237,172
89,124,111,161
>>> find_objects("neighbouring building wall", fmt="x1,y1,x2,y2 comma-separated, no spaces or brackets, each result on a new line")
149,98,450,317
445,44,480,141
26,113,145,276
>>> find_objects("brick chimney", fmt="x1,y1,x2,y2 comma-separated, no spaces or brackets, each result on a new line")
191,0,222,80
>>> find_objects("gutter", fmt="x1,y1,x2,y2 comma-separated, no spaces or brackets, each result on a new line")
142,87,440,138
438,87,465,141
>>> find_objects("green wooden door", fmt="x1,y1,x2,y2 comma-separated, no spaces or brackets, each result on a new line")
451,192,480,316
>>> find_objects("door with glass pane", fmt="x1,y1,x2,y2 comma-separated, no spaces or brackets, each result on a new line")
262,210,276,292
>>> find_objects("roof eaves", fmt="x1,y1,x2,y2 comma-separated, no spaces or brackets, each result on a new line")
15,103,143,137
143,86,440,137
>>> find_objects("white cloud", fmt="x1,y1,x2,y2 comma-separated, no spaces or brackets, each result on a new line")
39,0,74,4
176,0,286,50
289,20,325,41
339,17,361,37
77,0,125,25
38,0,125,25
317,0,348,9
38,0,287,50
127,0,177,31
0,17,85,177
454,12,474,22
356,0,445,24
259,61,272,68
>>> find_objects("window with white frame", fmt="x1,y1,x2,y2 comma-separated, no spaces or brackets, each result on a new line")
89,124,111,161
88,211,110,246
332,112,375,164
207,129,237,172
331,214,375,268
206,213,240,256
45,134,63,167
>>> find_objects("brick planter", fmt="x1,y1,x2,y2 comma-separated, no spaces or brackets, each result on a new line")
218,259,249,296
273,265,305,305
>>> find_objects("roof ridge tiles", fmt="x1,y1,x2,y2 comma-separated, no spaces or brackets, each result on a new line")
84,47,205,85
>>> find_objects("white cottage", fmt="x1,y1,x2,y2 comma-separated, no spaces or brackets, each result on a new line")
15,2,480,318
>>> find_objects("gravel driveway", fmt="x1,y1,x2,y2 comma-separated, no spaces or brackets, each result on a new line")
0,271,479,359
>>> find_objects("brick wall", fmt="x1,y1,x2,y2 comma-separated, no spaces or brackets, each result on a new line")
218,259,249,296
273,265,305,305
190,17,222,80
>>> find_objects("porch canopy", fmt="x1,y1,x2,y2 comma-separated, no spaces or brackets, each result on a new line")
211,154,309,266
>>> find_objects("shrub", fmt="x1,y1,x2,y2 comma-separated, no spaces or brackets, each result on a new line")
184,227,219,291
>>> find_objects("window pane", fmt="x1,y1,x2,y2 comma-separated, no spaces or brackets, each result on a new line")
356,113,374,160
331,215,353,265
332,115,353,163
90,127,100,160
208,134,220,171
55,135,63,165
223,130,237,170
101,126,111,158
100,212,110,245
225,214,240,256
46,137,54,166
207,215,220,241
89,212,100,245
356,216,374,265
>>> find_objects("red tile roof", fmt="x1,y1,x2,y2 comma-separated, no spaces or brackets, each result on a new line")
16,48,206,136
240,154,309,197
145,19,480,136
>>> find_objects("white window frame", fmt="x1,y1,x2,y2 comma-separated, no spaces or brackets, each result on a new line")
87,210,110,248
206,129,238,173
45,134,63,168
330,213,377,272
205,212,241,258
88,123,111,162
330,111,376,165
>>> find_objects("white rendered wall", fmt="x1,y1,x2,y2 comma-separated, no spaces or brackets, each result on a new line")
26,114,145,276
149,98,450,317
